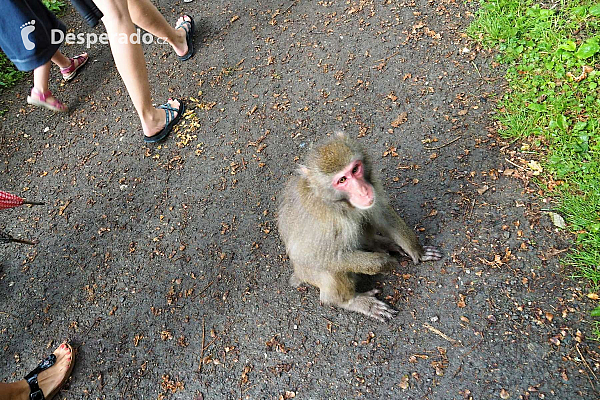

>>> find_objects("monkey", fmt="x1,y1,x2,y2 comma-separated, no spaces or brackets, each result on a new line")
277,132,442,321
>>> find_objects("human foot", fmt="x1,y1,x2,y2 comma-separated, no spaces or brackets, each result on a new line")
174,15,194,60
27,88,68,112
142,98,185,143
60,53,89,81
19,342,74,400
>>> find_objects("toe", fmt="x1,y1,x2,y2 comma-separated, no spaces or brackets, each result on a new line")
177,15,192,32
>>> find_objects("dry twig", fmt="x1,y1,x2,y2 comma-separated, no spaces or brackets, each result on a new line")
423,323,460,344
423,136,461,150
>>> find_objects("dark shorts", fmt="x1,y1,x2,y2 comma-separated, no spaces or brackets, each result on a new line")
0,0,66,71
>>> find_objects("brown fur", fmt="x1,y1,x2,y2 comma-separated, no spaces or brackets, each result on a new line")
278,133,441,321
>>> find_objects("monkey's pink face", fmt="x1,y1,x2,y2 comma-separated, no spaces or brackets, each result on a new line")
332,160,375,209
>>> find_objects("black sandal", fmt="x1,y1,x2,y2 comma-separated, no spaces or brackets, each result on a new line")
24,354,56,400
176,15,195,61
24,343,74,400
143,99,186,143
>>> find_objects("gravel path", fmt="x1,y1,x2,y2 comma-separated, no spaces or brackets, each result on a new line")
1,1,597,399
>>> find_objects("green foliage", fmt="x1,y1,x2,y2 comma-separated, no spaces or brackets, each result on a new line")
42,0,66,15
470,0,600,328
0,53,26,89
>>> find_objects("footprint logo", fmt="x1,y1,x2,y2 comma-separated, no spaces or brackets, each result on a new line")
20,20,36,51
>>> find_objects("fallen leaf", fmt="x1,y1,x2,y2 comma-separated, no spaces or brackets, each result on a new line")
391,112,408,127
399,375,409,389
383,147,399,157
548,212,566,228
567,65,594,82
500,388,510,399
240,365,252,386
587,293,599,300
457,294,466,308
527,160,543,175
59,199,72,216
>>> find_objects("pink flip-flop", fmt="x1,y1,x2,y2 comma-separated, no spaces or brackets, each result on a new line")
60,52,89,81
27,88,68,112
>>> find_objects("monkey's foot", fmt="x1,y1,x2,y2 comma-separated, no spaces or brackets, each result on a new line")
421,246,443,262
344,289,397,322
289,273,303,287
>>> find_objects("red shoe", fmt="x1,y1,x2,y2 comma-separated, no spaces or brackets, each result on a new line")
60,52,88,81
27,88,68,112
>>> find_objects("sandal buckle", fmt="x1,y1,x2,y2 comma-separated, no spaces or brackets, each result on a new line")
29,388,44,400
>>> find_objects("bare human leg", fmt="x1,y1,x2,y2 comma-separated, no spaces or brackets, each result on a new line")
32,60,51,94
50,50,71,69
125,0,190,57
28,58,68,112
93,0,181,138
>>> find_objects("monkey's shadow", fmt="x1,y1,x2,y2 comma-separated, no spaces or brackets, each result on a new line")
354,274,380,292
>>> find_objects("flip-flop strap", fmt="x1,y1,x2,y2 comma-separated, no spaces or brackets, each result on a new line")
158,103,179,125
24,354,56,400
175,18,192,32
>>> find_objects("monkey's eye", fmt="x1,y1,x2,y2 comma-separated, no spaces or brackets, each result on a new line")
338,176,347,184
352,165,359,174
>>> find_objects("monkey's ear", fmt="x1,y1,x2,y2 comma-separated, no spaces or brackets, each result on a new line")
334,130,347,139
297,164,309,176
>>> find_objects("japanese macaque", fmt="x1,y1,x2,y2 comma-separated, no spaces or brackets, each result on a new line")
277,132,442,321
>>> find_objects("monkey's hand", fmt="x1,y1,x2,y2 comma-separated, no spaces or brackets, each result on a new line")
365,253,399,274
367,234,403,254
382,255,401,273
421,246,443,262
346,289,397,322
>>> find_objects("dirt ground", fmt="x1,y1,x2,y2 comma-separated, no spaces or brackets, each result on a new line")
1,1,598,399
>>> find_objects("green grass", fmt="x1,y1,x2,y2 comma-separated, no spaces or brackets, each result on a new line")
0,0,67,91
0,54,26,89
43,0,66,14
469,0,600,336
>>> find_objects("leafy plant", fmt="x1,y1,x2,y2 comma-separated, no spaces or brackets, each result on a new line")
42,0,66,15
470,0,600,335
